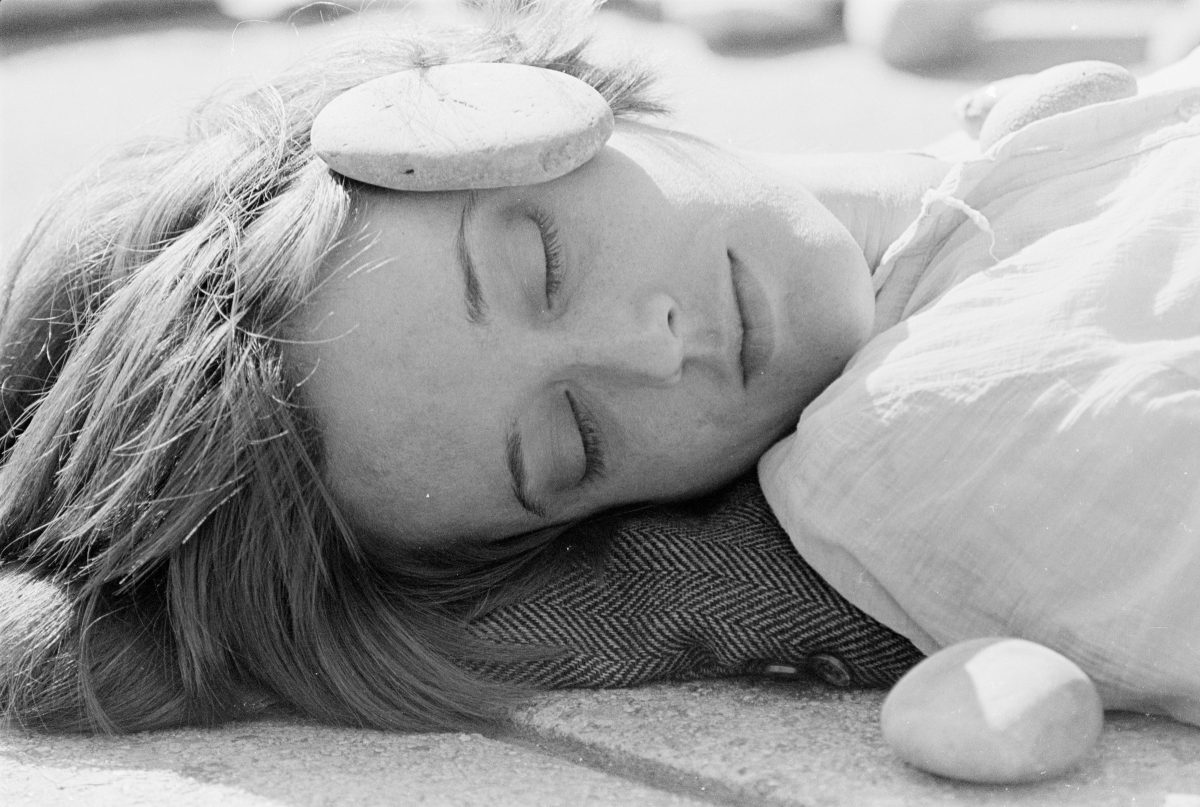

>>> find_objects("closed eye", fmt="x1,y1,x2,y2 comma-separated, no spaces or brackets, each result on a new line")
530,207,565,306
564,389,606,484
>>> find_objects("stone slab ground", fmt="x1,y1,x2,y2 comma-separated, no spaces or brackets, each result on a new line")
3,681,1199,805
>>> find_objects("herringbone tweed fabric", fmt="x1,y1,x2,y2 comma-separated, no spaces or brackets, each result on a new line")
469,477,924,689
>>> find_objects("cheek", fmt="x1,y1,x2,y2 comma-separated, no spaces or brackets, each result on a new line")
801,244,875,365
616,391,780,479
623,425,764,500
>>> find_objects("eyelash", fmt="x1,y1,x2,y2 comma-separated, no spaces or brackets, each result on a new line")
530,207,566,305
564,389,606,484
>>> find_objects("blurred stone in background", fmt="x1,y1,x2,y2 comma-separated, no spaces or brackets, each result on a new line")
646,0,1193,70
1,0,214,32
656,0,845,53
3,0,1194,71
2,0,1195,260
0,0,452,32
843,0,991,70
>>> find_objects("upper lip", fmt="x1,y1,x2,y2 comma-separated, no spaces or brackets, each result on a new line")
729,250,776,387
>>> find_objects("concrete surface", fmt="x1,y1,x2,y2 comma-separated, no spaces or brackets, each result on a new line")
3,680,1198,805
0,716,709,806
3,2,1200,805
515,681,1200,806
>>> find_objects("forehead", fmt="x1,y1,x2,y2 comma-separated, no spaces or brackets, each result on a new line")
288,186,540,543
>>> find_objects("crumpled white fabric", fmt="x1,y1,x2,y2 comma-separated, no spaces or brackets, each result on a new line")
759,79,1200,725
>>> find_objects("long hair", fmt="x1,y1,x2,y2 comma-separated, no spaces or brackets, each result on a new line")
0,0,662,733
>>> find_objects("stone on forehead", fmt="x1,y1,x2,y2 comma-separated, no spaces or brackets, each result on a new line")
312,62,615,192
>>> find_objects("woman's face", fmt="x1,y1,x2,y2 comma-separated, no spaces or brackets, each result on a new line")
292,122,874,544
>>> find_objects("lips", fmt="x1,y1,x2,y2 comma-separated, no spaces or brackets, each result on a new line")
728,250,776,387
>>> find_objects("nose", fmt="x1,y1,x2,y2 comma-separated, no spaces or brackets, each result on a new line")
561,292,683,386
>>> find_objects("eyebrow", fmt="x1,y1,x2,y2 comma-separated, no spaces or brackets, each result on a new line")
456,191,487,324
505,425,550,520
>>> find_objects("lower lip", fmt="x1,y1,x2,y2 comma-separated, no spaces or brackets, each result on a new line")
729,251,777,386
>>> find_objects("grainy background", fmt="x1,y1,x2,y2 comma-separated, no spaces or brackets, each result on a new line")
2,0,1176,262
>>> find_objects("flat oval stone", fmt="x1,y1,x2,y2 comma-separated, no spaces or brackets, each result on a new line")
312,62,614,191
979,61,1137,150
881,637,1104,784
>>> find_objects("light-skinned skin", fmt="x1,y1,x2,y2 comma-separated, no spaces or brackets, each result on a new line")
289,122,949,544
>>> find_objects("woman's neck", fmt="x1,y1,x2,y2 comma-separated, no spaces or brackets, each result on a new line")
745,151,952,273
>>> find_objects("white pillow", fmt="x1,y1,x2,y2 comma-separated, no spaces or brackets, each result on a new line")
760,83,1200,725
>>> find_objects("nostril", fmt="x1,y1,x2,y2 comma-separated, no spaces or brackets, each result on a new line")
649,293,681,340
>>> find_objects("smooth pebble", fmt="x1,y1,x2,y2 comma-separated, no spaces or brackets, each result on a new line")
312,62,614,192
979,61,1137,150
880,637,1104,784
